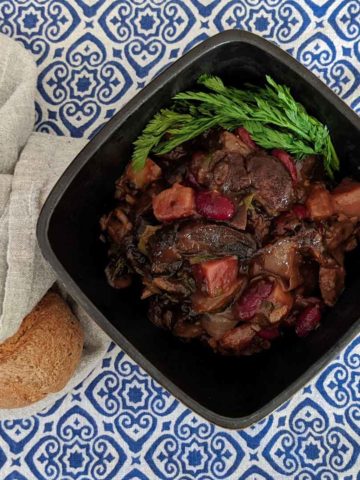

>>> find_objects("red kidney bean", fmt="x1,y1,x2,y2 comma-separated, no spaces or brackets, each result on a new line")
272,149,298,184
235,127,257,148
233,279,273,321
295,304,322,337
292,204,308,219
196,190,235,221
258,327,280,340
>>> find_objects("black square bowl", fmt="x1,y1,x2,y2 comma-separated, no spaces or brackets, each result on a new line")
37,31,360,429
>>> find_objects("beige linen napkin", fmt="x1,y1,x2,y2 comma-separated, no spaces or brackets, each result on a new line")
0,35,109,418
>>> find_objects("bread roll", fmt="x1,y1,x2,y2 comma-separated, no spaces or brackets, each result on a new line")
0,292,84,408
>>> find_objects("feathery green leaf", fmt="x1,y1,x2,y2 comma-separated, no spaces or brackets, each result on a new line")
131,74,339,177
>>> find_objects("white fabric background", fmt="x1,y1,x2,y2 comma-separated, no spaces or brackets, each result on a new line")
0,36,109,419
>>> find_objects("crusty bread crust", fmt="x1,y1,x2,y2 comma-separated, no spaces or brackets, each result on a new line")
0,292,84,408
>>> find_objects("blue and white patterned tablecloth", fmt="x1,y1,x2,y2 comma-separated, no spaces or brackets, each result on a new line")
1,1,360,478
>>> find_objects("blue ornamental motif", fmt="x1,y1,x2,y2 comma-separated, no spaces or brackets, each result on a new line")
0,418,39,454
304,0,336,19
85,351,178,454
0,447,5,471
328,60,360,99
1,0,360,478
240,465,274,479
99,0,195,78
329,0,360,41
145,410,244,479
239,415,274,449
351,98,360,114
0,0,80,65
345,403,360,436
37,396,66,417
214,0,310,43
38,31,132,136
263,398,359,476
316,335,360,414
25,406,126,480
4,472,28,480
297,32,336,82
122,468,149,480
1,0,358,144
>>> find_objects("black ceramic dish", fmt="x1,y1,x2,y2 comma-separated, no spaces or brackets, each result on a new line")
37,31,360,429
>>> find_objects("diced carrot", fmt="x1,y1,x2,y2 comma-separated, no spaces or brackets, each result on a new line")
331,179,360,218
192,277,246,313
193,256,238,297
152,183,196,222
126,157,161,189
305,184,334,220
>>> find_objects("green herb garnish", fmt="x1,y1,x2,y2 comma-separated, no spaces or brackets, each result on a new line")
132,75,339,178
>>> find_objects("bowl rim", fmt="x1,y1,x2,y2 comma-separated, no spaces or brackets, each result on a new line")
37,30,360,429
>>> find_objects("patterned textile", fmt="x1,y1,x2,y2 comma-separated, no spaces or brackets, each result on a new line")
0,1,359,478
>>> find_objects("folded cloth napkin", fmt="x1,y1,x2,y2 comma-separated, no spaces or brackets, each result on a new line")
0,35,109,417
